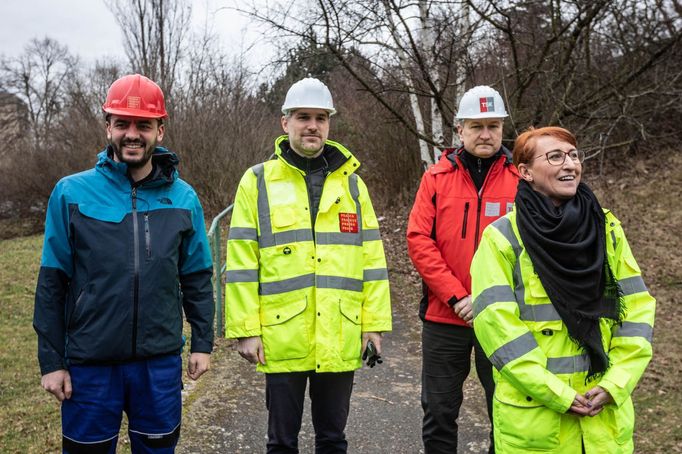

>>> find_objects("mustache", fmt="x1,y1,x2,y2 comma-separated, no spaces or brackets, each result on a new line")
121,139,146,146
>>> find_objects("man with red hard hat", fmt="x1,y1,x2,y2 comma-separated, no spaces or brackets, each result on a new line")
407,85,519,453
34,74,214,453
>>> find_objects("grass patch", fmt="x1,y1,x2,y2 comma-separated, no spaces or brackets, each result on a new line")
0,235,61,452
0,234,207,453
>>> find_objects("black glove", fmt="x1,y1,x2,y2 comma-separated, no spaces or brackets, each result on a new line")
362,340,383,368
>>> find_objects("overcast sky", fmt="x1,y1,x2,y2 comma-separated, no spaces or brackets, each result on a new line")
0,0,268,67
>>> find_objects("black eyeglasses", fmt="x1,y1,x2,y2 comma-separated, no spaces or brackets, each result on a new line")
533,149,585,166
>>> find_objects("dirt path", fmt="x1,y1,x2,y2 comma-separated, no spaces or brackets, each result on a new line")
177,212,492,453
175,152,682,453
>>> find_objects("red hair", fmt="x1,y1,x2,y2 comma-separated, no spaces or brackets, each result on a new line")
513,126,577,168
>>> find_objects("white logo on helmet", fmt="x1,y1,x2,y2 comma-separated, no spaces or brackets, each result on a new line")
456,86,508,119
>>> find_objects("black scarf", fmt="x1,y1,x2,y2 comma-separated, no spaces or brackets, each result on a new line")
515,180,622,378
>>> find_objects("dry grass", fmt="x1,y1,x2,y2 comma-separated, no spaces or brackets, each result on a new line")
0,235,60,452
589,152,682,452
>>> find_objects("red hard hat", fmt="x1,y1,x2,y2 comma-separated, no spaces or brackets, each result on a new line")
102,74,168,119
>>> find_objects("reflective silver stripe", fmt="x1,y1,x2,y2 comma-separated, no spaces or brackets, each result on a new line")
317,232,361,246
253,164,314,248
317,275,363,292
129,421,182,437
615,321,653,343
619,275,648,296
547,354,590,374
226,269,259,283
363,268,388,282
62,433,119,444
491,216,526,305
273,229,314,244
490,216,564,323
349,173,363,232
519,303,561,322
490,216,529,318
253,164,275,248
362,228,381,241
259,273,315,295
228,227,258,241
489,331,537,371
491,216,521,257
473,285,515,318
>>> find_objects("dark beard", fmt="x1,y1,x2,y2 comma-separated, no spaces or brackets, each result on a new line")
111,139,155,168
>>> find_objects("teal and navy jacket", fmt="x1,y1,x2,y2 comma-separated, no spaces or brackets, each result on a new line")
34,147,214,375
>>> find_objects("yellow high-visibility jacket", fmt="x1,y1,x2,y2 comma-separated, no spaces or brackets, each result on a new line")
471,209,655,454
225,136,392,373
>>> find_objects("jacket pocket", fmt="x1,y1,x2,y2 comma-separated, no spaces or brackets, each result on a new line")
261,297,310,361
494,382,561,450
526,319,564,336
77,204,127,223
525,319,573,366
596,398,634,446
271,207,297,229
461,202,469,239
528,274,552,304
339,296,362,361
66,286,86,330
622,254,641,275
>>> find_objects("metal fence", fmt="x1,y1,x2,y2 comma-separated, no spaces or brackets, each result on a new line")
208,153,273,337
208,203,234,337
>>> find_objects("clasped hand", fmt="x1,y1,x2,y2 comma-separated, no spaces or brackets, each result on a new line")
453,296,474,326
569,386,613,417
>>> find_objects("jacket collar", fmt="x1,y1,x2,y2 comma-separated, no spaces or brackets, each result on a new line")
96,146,179,188
429,145,513,175
273,135,361,178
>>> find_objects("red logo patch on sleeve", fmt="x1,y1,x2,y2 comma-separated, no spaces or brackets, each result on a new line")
339,212,359,233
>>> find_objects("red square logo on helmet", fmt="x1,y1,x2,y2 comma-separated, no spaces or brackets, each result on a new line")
127,96,141,109
479,96,494,112
339,213,359,233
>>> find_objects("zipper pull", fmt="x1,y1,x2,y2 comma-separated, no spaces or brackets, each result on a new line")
477,158,482,173
132,187,137,209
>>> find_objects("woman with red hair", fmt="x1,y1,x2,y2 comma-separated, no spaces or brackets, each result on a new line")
470,126,655,453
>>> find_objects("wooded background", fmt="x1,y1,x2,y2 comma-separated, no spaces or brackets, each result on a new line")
1,0,680,219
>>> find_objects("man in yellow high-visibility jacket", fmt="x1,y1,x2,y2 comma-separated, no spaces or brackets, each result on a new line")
225,77,392,453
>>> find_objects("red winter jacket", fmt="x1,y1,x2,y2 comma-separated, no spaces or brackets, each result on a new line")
407,147,519,326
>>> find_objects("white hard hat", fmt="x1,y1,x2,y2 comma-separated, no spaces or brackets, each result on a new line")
281,77,336,115
456,85,508,119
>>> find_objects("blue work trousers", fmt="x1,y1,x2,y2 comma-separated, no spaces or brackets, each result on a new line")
61,355,182,454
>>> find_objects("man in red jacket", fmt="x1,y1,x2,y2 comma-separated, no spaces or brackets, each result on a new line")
407,85,519,453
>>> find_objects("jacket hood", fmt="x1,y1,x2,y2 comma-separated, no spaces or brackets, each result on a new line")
96,146,179,187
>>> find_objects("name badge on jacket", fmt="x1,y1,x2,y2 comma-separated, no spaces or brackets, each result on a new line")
339,213,359,233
